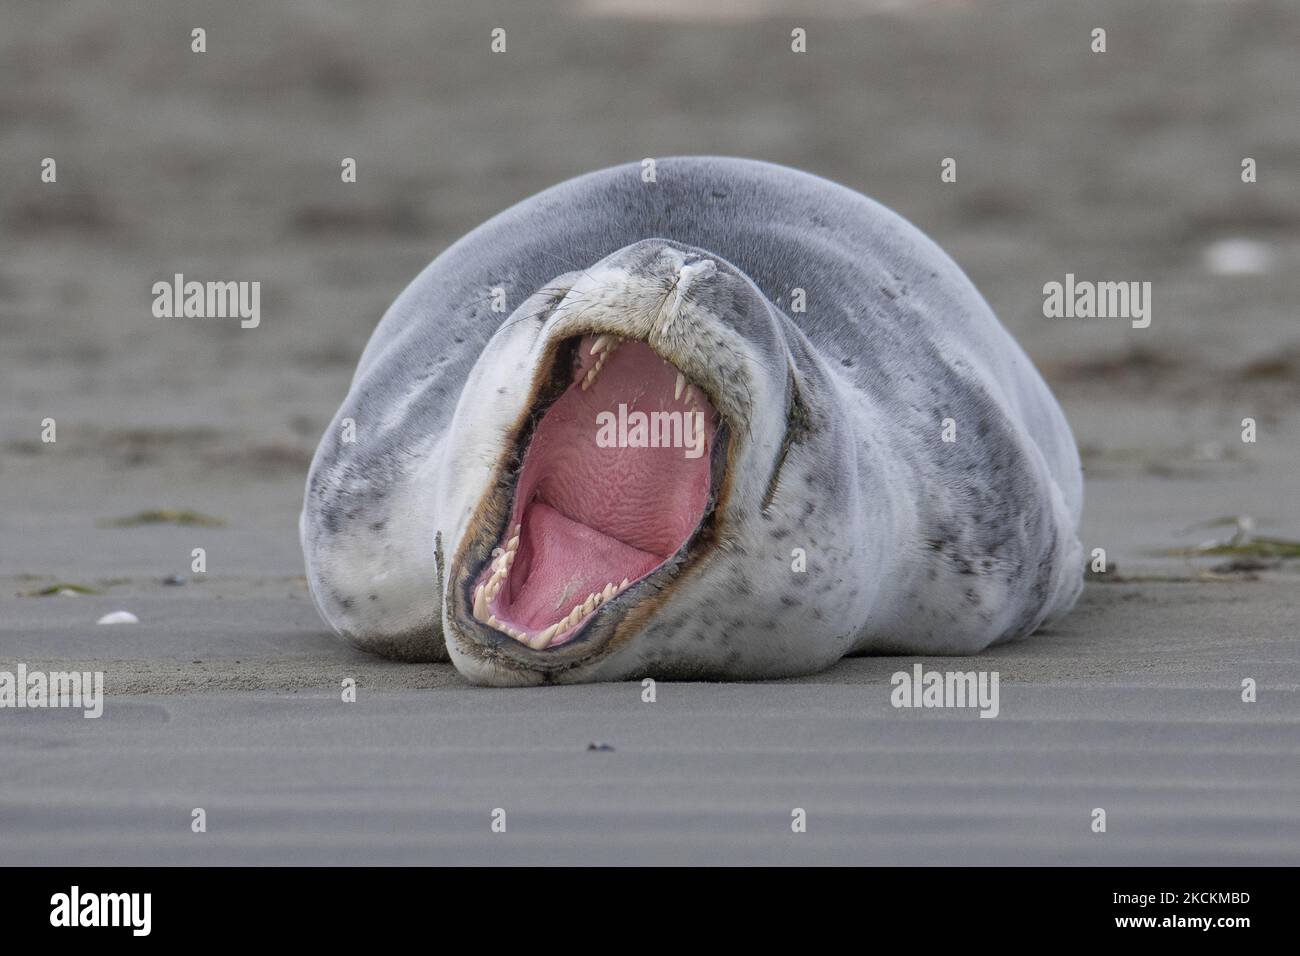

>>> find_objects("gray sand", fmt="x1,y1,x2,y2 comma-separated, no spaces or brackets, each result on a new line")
3,580,1298,865
2,0,1298,864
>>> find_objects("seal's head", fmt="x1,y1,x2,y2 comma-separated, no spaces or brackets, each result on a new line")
438,239,807,685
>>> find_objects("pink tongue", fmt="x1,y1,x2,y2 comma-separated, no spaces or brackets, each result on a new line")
508,502,660,631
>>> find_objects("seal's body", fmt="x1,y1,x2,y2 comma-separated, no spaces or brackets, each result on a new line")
302,157,1083,685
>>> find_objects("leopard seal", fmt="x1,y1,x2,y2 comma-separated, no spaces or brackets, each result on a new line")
301,156,1084,686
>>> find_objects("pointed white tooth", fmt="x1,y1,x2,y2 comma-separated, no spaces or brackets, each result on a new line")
505,551,515,567
473,584,488,621
675,372,686,400
619,577,630,592
583,594,598,614
603,582,615,600
529,625,557,650
591,334,611,355
506,534,520,552
487,614,499,628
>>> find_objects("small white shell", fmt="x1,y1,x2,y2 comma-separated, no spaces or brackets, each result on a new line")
96,610,139,625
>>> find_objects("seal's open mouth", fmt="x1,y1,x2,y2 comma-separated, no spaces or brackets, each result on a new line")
471,334,720,651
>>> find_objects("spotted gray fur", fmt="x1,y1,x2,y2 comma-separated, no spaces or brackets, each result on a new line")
301,157,1083,685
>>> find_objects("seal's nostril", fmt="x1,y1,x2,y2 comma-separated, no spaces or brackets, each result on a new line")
666,260,717,321
680,259,717,282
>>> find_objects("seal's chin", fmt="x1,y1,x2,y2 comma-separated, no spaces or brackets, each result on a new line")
466,333,722,655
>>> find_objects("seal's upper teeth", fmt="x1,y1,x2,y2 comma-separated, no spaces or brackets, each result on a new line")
581,337,627,391
582,353,608,390
674,371,686,400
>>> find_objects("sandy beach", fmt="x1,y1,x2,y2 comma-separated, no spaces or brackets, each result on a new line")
2,0,1297,864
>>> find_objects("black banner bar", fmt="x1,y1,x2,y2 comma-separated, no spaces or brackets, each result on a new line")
0,867,1283,941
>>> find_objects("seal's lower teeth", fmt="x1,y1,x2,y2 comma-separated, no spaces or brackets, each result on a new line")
479,575,634,649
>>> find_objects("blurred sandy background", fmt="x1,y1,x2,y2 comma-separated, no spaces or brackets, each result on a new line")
1,0,1297,864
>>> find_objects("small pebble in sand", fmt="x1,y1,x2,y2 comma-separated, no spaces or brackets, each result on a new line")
1203,238,1273,276
96,610,139,625
587,742,615,752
